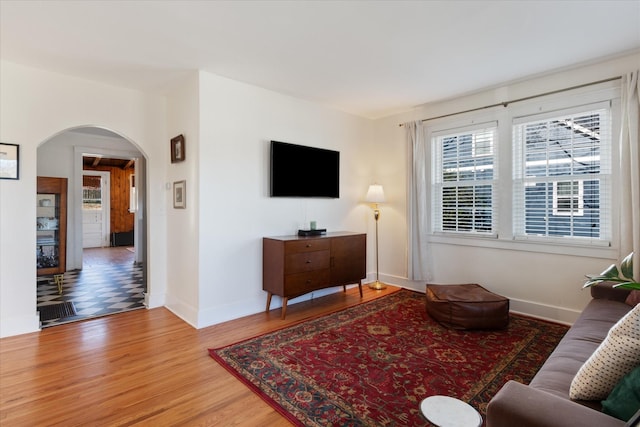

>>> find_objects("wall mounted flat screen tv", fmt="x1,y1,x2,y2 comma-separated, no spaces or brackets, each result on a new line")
270,141,339,198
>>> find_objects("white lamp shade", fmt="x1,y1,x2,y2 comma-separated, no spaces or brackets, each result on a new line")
365,184,386,203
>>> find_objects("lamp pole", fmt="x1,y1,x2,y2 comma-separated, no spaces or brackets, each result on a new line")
370,203,386,290
366,184,386,290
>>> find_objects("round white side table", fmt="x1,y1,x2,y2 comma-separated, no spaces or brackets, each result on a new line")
420,395,482,427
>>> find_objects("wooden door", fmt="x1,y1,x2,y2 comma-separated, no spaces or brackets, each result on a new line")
82,172,110,248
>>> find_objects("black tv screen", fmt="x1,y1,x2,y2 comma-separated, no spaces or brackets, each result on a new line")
270,141,339,198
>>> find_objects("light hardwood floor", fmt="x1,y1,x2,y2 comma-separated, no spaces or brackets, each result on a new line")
0,285,398,426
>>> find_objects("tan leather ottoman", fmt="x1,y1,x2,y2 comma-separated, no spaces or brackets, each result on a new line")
426,283,509,330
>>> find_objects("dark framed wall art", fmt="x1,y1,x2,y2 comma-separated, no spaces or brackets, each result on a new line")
173,180,186,209
171,134,185,163
0,143,19,180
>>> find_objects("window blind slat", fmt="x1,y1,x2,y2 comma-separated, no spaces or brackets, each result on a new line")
433,125,498,235
513,104,611,243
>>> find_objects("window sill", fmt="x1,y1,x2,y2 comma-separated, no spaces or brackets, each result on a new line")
427,233,617,259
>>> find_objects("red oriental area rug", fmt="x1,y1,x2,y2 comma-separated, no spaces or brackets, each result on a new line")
209,289,568,426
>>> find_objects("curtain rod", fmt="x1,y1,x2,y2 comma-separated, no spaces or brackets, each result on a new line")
398,76,622,127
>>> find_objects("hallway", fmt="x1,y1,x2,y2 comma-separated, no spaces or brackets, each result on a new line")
36,247,145,327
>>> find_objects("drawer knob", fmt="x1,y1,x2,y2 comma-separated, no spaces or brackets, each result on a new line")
306,244,312,247
306,279,312,283
306,260,312,263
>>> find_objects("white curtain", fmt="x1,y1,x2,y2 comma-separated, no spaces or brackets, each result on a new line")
619,70,640,281
406,120,430,281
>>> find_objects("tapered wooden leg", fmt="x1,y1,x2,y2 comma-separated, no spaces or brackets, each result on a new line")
281,297,288,319
343,285,347,292
266,292,273,312
358,283,363,298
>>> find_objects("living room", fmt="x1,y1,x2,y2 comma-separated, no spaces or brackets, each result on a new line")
1,1,639,425
1,1,638,338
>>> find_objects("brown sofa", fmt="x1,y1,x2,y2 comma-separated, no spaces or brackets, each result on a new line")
487,283,636,427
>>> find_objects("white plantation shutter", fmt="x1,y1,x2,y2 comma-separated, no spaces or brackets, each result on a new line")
513,102,612,244
432,122,498,235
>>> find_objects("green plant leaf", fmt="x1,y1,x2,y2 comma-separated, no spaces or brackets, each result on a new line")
583,253,637,290
620,252,635,281
583,279,603,288
612,281,640,290
600,263,620,278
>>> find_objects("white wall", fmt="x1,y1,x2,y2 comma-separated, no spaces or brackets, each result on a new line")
164,72,201,325
37,131,143,270
192,71,374,327
373,52,640,323
0,60,376,337
4,52,635,338
0,61,168,337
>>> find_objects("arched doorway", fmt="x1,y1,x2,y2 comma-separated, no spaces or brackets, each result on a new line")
36,126,148,327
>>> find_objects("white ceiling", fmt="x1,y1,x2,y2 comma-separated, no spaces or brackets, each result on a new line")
1,1,639,119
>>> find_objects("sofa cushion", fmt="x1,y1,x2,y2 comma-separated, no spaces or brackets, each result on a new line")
602,366,640,421
570,304,640,400
487,380,628,427
625,290,640,307
529,298,631,405
590,282,631,303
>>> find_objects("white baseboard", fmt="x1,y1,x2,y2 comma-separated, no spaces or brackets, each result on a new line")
197,297,265,329
374,274,581,325
196,287,352,329
0,312,40,338
164,294,198,328
508,300,579,325
144,290,165,309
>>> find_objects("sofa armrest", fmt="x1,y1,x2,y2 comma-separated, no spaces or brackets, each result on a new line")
487,381,625,427
590,281,631,303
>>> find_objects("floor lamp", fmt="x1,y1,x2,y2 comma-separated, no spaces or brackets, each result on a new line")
366,184,386,290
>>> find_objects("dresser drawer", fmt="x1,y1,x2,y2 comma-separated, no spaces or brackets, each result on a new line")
284,269,331,296
284,239,330,254
285,250,330,274
263,232,367,319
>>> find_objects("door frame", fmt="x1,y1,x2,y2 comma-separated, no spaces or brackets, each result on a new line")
72,146,143,270
81,170,111,248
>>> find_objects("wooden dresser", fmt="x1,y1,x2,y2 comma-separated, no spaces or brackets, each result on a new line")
263,231,366,318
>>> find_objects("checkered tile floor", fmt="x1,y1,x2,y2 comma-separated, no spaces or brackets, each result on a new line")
37,259,146,328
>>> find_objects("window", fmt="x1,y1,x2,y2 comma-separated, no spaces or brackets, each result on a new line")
513,103,611,242
432,124,497,235
553,180,583,216
129,174,137,213
82,175,102,210
423,83,617,254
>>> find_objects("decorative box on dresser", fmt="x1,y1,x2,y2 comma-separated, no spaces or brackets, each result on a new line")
263,231,366,319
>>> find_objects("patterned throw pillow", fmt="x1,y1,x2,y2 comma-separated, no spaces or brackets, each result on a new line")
569,304,640,401
626,290,640,307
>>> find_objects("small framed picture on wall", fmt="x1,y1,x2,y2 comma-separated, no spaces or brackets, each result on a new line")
173,180,186,209
171,134,185,163
0,143,19,180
